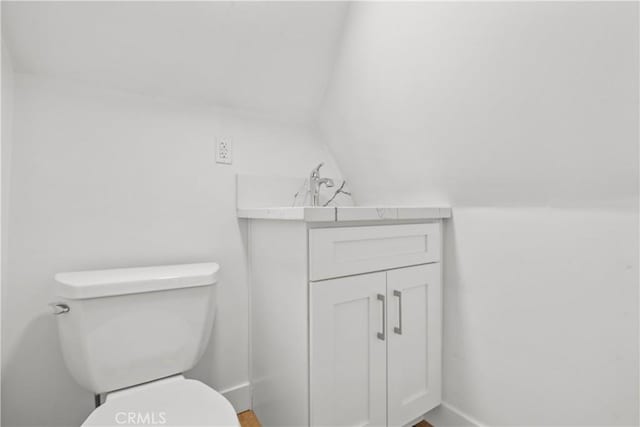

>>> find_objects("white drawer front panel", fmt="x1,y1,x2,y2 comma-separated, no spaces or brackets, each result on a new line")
310,223,440,281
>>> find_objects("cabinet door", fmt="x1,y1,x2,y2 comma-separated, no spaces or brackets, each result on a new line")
387,264,442,426
311,272,387,427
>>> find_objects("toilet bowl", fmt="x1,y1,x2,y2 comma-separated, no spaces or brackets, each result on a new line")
52,263,239,427
83,376,239,427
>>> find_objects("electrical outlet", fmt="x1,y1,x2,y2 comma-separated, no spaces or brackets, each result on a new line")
216,138,233,165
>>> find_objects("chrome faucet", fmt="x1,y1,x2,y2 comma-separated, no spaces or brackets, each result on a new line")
309,163,334,206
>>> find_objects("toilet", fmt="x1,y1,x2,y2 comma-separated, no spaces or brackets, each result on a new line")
52,262,240,427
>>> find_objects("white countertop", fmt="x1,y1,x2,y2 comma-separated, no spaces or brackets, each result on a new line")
237,206,451,222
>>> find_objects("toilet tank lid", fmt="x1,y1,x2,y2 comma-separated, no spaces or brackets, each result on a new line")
54,262,219,300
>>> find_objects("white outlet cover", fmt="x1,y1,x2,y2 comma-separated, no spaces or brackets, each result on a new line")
216,138,233,165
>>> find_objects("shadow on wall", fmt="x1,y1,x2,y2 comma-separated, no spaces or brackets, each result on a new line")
2,314,93,426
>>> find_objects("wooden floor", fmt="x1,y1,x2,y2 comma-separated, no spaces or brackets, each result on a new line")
238,411,261,427
237,410,433,427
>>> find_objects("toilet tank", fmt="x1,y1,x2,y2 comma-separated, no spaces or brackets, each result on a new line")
53,263,219,394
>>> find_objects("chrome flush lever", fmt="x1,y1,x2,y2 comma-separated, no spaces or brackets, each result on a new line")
49,302,70,315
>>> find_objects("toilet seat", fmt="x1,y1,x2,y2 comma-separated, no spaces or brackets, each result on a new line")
82,376,240,427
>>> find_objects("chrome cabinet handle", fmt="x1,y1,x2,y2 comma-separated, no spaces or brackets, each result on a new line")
377,293,385,341
393,290,402,335
49,302,70,315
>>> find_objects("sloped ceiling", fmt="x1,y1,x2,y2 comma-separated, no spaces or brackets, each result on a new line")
318,2,638,207
3,1,637,207
1,1,348,121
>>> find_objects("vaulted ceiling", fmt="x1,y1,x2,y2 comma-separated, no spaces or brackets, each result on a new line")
3,1,637,207
2,1,348,121
318,2,638,206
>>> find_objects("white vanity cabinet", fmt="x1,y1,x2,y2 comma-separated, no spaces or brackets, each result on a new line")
311,271,388,427
311,264,441,427
243,207,449,427
386,264,442,426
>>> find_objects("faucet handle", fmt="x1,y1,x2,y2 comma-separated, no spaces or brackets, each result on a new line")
311,162,324,176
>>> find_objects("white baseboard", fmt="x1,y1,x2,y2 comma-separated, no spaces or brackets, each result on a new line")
424,401,487,427
220,382,251,413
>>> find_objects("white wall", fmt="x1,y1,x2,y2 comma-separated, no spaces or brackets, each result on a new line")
1,39,16,427
319,2,638,425
1,73,341,427
442,207,637,426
